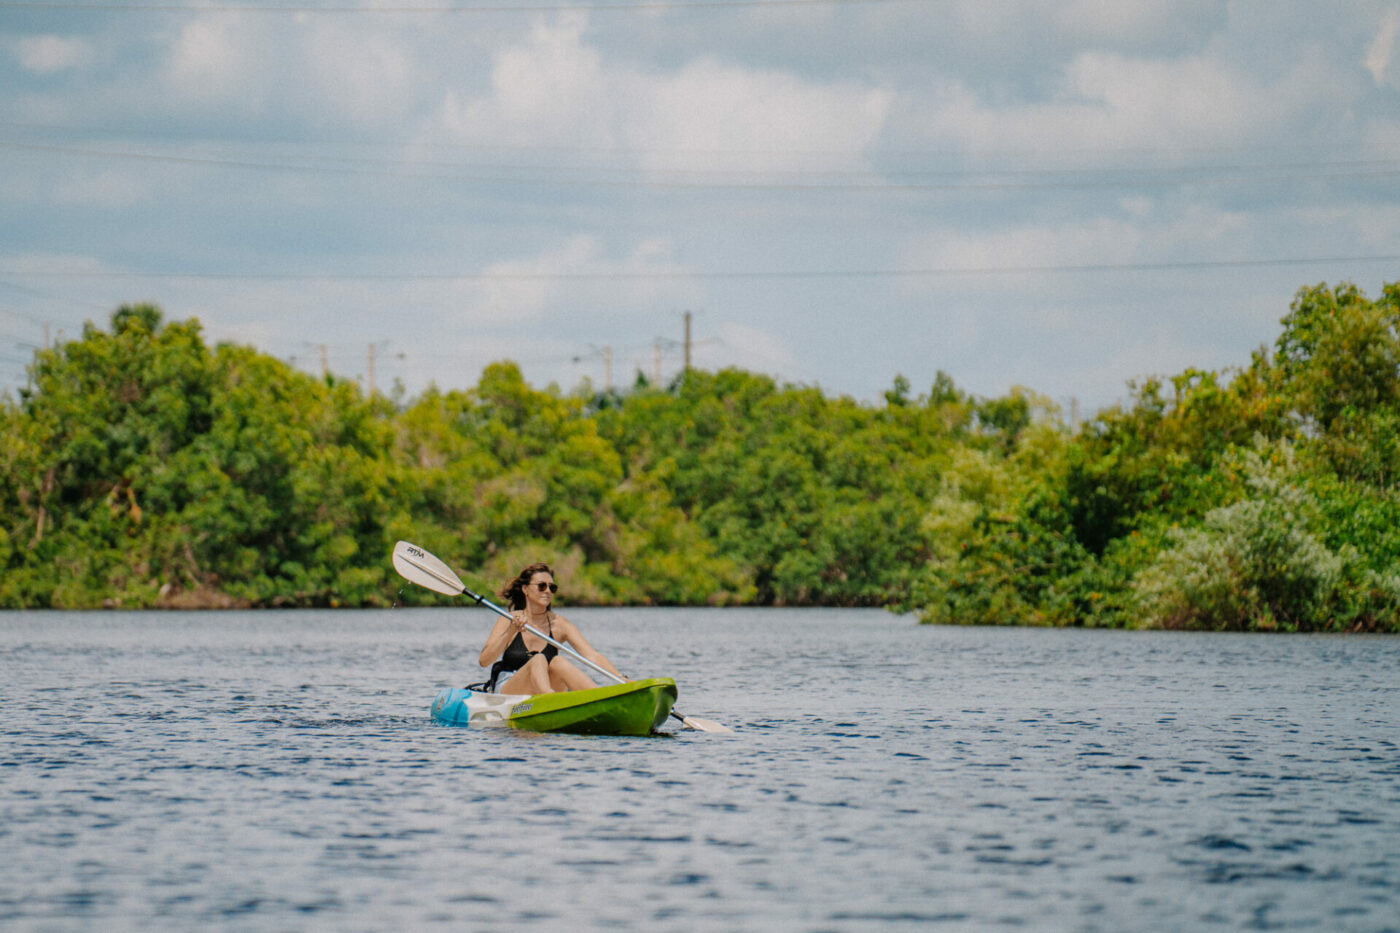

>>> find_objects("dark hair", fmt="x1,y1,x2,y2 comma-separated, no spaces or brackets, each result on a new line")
501,562,555,611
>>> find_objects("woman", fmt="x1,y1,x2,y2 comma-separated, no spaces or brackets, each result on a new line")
478,562,626,695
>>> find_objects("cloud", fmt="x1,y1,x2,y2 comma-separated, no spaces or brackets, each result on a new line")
164,14,273,111
891,201,1269,329
302,21,422,127
159,12,422,126
469,235,605,322
464,234,700,323
905,217,1147,274
438,14,609,150
437,13,891,174
901,39,1343,159
1366,8,1400,88
15,35,92,74
625,58,892,174
705,321,797,378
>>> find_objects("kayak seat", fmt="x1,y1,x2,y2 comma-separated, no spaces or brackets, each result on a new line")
466,659,508,693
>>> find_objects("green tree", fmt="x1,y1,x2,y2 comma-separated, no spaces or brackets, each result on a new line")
1133,444,1400,631
1272,281,1400,485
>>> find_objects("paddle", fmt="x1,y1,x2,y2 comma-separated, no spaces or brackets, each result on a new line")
392,540,730,733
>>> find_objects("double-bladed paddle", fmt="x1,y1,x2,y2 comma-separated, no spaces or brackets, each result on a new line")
392,540,730,733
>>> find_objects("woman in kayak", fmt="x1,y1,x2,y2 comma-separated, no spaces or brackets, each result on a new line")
478,562,626,695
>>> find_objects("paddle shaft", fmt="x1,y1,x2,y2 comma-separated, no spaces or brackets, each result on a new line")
463,587,625,687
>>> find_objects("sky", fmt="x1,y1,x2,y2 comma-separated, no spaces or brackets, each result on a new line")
2,0,1399,416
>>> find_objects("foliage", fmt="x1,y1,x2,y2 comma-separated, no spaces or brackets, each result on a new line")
2,282,1398,633
909,280,1400,632
0,307,408,607
1131,444,1395,631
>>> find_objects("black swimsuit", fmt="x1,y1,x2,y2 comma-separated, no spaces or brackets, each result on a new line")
500,629,558,672
470,615,558,692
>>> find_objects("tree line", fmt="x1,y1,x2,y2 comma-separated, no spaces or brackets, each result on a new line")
2,284,1397,631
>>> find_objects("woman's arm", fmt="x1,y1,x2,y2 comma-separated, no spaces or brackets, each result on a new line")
478,614,523,668
554,617,627,681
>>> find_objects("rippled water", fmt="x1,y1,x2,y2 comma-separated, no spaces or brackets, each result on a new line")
2,608,1398,931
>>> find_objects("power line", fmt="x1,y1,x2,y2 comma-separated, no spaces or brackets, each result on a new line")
0,279,111,312
6,254,1398,283
4,140,1398,192
5,118,1390,167
0,306,51,327
0,0,913,12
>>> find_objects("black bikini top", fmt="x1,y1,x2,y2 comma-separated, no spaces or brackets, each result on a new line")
500,618,557,672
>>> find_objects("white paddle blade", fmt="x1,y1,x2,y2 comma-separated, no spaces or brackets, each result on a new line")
678,715,732,733
392,541,466,596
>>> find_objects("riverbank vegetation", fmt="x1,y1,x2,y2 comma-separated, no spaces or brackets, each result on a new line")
2,283,1397,631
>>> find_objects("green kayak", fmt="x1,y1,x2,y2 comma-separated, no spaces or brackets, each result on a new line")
430,677,678,736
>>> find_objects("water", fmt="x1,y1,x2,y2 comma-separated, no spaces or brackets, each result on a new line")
2,608,1398,932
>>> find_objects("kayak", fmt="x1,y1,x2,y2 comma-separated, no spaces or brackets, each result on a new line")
430,677,678,736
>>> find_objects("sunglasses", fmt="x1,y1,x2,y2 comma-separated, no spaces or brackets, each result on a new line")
530,582,558,593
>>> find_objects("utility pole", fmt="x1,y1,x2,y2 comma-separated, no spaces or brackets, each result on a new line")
653,340,661,386
683,311,692,373
320,344,328,379
366,341,395,397
43,323,50,352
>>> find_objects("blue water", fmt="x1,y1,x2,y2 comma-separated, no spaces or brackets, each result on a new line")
2,608,1398,931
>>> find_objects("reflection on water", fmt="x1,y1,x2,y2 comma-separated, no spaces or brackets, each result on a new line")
2,608,1398,931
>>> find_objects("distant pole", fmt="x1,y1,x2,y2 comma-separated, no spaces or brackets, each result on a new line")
604,346,612,393
368,343,376,396
320,344,328,379
43,323,50,351
653,340,661,385
683,311,692,372
1071,397,1080,431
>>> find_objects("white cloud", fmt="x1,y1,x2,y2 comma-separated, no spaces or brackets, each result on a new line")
437,14,891,174
1365,8,1400,88
439,14,610,150
904,217,1147,275
16,35,92,74
159,12,430,128
705,321,797,377
465,234,700,323
470,234,604,322
625,59,892,174
893,202,1264,323
303,22,421,127
164,15,271,109
1065,52,1258,142
904,41,1341,158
